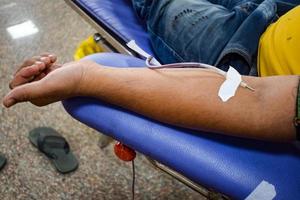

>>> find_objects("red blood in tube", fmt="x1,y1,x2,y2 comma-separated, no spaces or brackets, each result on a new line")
114,142,136,161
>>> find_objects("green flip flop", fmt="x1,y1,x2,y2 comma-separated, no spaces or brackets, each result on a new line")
29,127,79,174
0,153,6,171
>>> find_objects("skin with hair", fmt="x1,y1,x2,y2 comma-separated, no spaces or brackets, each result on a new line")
3,54,299,142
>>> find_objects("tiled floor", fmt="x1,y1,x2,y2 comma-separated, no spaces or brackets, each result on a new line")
0,0,204,199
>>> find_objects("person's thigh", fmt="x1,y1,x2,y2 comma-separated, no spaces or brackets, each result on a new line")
147,0,254,66
131,0,153,20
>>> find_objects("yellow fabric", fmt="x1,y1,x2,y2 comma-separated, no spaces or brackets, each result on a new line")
258,6,300,76
74,35,104,61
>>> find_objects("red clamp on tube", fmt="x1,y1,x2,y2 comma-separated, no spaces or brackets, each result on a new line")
114,142,136,161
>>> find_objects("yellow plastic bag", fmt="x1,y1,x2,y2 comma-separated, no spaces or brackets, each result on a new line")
74,35,104,60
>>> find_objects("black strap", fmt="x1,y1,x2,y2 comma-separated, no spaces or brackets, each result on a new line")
37,134,70,159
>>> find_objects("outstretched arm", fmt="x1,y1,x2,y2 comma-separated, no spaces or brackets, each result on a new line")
3,55,299,142
79,65,299,142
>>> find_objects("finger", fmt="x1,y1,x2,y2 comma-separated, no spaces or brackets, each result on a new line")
32,54,54,64
9,64,42,89
22,54,51,68
3,81,42,107
19,65,41,78
34,55,55,71
40,56,51,65
34,61,46,72
15,58,37,75
14,54,56,76
48,54,57,63
15,56,43,75
38,54,56,66
40,53,57,63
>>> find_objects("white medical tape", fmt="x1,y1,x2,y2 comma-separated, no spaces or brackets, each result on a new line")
245,180,276,200
127,40,161,66
218,66,242,102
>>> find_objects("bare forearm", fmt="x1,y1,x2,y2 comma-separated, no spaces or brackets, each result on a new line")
83,65,298,141
4,55,297,141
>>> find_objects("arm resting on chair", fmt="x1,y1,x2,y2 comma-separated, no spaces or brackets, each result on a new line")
3,56,299,141
81,65,298,142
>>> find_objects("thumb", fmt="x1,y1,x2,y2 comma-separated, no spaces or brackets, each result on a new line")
3,81,42,108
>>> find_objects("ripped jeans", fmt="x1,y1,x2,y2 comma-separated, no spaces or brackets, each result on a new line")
131,0,300,75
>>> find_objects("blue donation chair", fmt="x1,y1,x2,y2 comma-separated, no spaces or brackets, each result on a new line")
63,0,300,199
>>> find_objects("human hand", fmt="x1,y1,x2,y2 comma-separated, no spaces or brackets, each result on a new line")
3,54,99,107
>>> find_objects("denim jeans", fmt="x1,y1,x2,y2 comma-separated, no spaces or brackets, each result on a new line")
132,0,300,75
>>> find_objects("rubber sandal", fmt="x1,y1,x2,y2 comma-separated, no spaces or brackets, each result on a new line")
0,153,6,171
29,127,79,174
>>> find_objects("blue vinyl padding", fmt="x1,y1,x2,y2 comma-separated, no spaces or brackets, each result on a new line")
65,0,300,199
73,0,154,55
